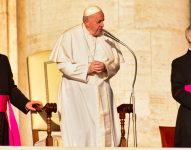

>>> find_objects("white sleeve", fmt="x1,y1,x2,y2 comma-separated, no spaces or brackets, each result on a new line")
57,62,89,83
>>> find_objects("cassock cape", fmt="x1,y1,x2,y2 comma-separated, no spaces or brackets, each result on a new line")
171,50,191,147
0,54,29,145
49,24,124,147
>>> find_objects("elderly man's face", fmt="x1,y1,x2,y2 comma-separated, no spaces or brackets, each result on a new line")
85,11,104,36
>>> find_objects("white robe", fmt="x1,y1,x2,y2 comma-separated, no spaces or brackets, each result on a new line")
49,23,124,147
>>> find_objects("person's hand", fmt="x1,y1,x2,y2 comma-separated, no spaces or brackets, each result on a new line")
93,61,106,73
87,62,96,75
87,61,106,75
25,101,43,111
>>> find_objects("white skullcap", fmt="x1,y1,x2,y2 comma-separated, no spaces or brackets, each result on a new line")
83,5,102,16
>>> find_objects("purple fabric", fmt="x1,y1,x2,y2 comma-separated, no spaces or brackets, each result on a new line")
0,95,7,112
185,85,191,93
0,95,21,146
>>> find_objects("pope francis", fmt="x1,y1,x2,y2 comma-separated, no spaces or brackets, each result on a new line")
49,5,124,147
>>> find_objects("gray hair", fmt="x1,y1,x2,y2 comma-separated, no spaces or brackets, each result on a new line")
185,25,191,43
82,16,92,23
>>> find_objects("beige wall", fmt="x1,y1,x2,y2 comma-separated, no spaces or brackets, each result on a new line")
1,0,190,147
0,0,8,56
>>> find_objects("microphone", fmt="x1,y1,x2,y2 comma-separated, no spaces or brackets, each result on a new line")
102,28,138,147
102,29,120,43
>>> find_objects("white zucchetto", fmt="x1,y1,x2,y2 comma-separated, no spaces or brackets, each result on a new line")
83,5,102,16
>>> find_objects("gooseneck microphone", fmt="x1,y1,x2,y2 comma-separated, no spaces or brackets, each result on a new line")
102,29,138,147
102,29,137,89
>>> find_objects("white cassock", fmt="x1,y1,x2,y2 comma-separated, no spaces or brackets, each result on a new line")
49,23,124,147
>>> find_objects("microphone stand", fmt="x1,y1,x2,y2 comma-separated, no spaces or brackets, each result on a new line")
103,29,137,147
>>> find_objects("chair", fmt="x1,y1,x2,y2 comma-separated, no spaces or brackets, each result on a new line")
159,126,175,147
27,50,63,146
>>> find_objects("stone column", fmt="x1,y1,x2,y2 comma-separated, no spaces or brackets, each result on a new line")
8,0,18,84
17,0,33,146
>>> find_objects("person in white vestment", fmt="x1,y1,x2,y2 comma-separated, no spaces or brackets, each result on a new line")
49,5,124,147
